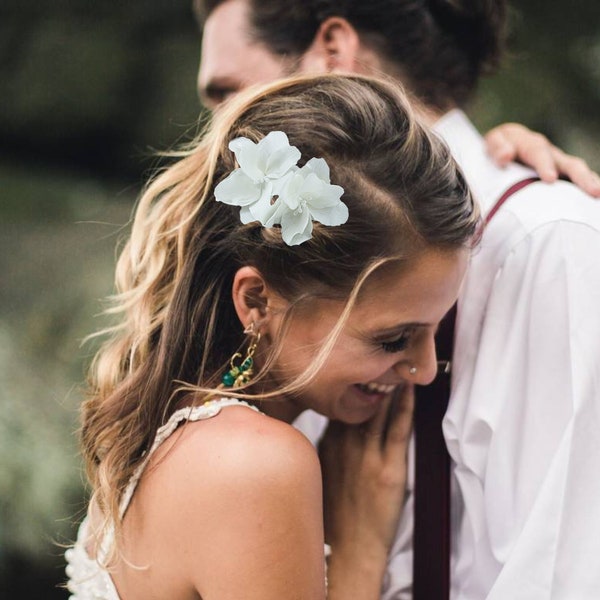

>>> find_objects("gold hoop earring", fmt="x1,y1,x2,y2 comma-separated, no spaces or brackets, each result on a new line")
221,325,261,388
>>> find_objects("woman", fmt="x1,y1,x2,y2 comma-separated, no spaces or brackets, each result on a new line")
66,74,479,599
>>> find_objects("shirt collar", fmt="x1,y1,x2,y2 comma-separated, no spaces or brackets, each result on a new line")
433,109,535,212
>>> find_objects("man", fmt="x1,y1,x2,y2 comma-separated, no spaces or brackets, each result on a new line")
195,2,600,598
195,0,600,193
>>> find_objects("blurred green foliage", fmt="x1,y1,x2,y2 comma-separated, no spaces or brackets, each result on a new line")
472,1,600,160
0,0,598,596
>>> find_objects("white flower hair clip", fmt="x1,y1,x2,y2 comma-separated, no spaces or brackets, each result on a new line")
214,131,348,246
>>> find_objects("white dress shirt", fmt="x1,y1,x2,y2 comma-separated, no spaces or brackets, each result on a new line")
439,109,600,599
295,109,600,599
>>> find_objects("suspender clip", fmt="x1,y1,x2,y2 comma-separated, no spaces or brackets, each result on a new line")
437,360,451,375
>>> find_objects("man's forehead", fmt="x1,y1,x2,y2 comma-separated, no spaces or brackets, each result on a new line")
198,0,293,106
198,1,251,87
201,0,250,55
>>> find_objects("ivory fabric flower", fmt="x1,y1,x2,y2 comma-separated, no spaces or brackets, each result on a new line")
266,158,347,245
214,131,301,225
214,132,348,246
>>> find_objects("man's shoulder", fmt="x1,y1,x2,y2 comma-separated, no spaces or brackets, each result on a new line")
490,178,600,235
469,177,600,284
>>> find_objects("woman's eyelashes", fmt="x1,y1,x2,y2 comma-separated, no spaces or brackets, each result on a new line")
380,328,416,353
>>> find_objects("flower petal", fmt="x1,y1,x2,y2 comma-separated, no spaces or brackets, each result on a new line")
229,137,255,155
266,146,302,179
280,206,312,246
239,205,255,224
272,168,295,193
233,140,265,182
309,201,349,226
262,200,286,228
259,131,291,154
247,181,280,225
300,174,344,208
215,170,261,206
277,170,304,210
303,157,331,182
260,132,301,179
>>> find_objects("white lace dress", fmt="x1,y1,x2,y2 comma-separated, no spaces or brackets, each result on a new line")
65,397,262,599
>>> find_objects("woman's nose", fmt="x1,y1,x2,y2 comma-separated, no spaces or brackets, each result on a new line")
393,332,438,385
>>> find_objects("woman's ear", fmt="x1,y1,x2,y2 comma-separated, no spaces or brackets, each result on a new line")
299,17,361,74
231,266,285,334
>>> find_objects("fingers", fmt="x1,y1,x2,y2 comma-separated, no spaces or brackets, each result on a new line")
382,383,415,460
549,147,600,198
363,395,392,451
487,123,558,180
517,133,558,182
485,123,600,198
319,419,347,457
484,125,519,167
321,384,414,460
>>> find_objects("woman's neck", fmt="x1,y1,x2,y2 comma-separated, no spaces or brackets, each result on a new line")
252,396,305,424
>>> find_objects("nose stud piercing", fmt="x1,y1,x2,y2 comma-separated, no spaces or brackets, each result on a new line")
409,366,417,375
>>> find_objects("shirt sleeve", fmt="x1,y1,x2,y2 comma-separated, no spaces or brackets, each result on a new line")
448,214,600,599
381,435,415,600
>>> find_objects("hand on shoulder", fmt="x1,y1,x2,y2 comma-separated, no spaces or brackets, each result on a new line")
484,122,600,197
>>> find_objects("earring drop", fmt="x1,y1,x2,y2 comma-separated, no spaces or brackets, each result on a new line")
222,325,260,388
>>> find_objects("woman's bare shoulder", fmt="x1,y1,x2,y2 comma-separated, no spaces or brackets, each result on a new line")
141,403,321,514
133,405,325,598
176,403,317,472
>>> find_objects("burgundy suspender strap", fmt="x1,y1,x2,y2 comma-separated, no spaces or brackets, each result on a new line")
413,304,455,600
412,176,540,600
484,177,541,225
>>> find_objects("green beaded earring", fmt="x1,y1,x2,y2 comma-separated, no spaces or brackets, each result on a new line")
221,325,260,388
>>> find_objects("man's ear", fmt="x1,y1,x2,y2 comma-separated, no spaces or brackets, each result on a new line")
299,17,361,74
231,266,283,334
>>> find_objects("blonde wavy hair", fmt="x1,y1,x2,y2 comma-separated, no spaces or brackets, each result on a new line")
80,74,479,555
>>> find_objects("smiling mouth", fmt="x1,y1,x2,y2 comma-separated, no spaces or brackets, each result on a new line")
356,382,396,395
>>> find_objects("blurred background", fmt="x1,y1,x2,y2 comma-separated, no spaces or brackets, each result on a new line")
0,0,598,597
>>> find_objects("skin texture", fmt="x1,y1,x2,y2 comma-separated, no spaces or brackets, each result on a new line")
101,3,596,596
228,250,468,597
230,249,468,425
112,406,326,599
107,249,467,599
176,1,600,597
321,384,416,598
197,0,293,108
198,0,600,196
